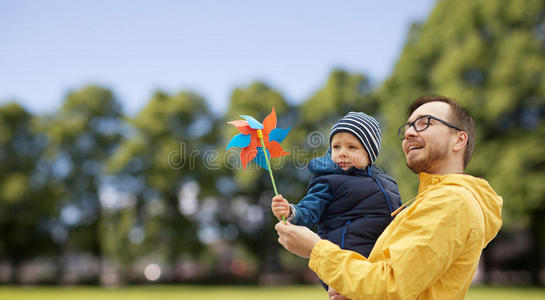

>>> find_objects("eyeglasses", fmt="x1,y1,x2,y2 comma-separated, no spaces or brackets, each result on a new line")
397,115,462,140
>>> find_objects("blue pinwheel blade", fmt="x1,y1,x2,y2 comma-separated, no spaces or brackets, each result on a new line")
239,115,264,129
226,133,251,150
253,147,270,170
269,127,291,143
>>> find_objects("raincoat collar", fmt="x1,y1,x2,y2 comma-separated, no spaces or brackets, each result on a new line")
418,171,503,247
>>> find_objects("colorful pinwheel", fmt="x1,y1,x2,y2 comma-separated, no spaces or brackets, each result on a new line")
226,107,291,221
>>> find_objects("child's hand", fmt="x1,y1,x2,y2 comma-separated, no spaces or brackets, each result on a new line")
271,194,290,220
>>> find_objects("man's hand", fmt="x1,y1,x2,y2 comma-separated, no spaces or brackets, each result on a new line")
271,194,290,220
274,221,321,258
328,286,351,300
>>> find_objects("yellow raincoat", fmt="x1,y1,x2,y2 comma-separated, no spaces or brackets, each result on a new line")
309,172,502,299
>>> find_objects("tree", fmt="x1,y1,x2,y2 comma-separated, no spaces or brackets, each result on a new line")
0,102,59,283
301,68,375,125
220,81,295,280
376,0,545,284
297,68,378,166
106,90,217,283
41,85,124,283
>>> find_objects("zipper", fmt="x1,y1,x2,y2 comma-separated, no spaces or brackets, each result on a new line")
367,166,394,214
340,220,352,249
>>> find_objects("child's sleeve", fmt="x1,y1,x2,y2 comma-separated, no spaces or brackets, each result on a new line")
291,182,332,228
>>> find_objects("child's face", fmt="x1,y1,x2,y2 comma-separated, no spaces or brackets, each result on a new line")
331,132,370,171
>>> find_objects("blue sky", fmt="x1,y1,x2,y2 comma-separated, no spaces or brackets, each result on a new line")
1,0,436,116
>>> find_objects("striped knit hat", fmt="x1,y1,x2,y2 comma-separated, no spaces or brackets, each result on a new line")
329,112,381,164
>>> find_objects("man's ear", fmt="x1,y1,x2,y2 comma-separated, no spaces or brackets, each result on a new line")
453,131,468,153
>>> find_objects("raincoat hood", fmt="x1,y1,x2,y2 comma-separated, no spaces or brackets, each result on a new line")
419,172,503,247
308,152,344,174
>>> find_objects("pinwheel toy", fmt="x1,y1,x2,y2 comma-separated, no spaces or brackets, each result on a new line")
226,107,291,221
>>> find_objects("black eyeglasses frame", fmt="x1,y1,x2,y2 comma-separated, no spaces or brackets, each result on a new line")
397,115,462,140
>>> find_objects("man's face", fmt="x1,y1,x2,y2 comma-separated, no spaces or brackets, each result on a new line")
331,132,370,171
401,102,457,174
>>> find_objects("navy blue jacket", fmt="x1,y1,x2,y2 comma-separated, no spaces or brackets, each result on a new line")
290,154,402,257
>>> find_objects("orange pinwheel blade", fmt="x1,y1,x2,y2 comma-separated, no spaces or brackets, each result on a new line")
266,140,290,158
262,107,277,135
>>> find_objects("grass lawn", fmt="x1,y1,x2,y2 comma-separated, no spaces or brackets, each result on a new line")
0,284,544,299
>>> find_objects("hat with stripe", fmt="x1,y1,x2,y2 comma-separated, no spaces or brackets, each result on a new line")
329,112,381,164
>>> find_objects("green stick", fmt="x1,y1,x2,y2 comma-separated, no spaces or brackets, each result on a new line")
257,129,285,223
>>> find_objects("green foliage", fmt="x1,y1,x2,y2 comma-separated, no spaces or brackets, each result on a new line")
226,81,289,120
220,81,292,275
377,0,545,221
104,89,217,281
224,81,290,188
33,85,125,283
294,69,378,183
0,102,58,273
301,69,374,125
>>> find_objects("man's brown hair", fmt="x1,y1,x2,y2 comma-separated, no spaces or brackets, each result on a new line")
407,95,476,169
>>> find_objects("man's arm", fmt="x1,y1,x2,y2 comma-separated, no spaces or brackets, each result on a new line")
308,190,472,299
277,189,473,299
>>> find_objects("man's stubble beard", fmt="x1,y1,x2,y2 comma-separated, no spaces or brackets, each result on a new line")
406,141,449,174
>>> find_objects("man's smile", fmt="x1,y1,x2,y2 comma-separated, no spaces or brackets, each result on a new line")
405,141,424,155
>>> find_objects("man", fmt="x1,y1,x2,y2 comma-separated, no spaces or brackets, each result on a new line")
275,96,502,299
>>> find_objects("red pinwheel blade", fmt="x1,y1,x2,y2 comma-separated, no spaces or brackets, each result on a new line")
227,120,253,135
240,137,259,169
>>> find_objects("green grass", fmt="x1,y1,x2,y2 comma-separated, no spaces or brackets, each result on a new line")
0,285,544,299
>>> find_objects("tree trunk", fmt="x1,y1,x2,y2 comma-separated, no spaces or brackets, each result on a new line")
529,206,545,285
10,259,20,285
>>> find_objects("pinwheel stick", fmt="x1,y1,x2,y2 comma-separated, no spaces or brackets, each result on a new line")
257,129,286,223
